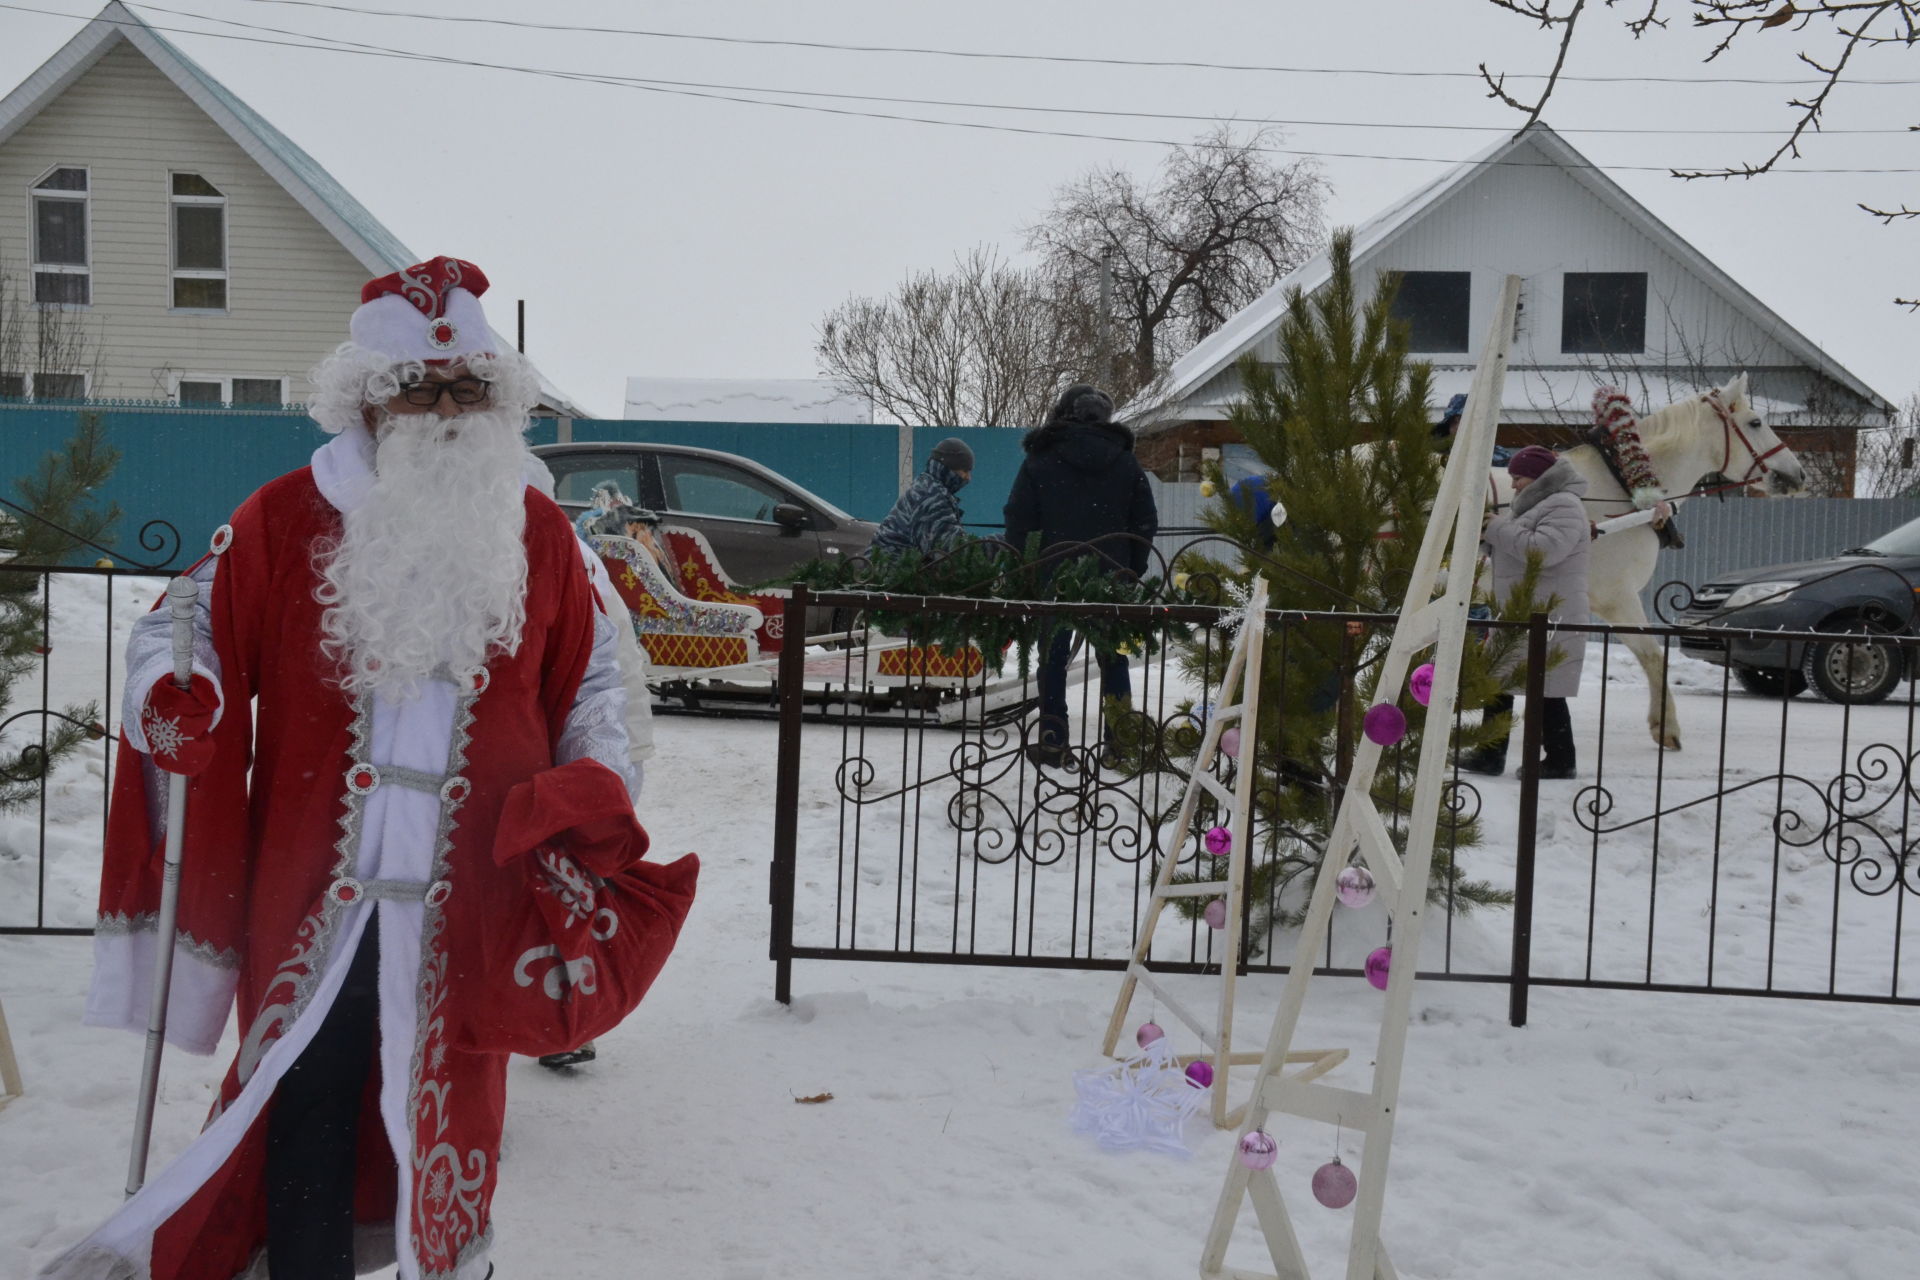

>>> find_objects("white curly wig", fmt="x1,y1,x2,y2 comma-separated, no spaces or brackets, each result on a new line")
306,343,543,435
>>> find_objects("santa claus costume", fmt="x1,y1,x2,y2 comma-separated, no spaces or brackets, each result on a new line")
45,258,697,1280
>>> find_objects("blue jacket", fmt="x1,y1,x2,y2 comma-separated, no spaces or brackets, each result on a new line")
872,458,968,558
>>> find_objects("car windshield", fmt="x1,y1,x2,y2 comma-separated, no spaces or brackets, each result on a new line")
1857,515,1920,557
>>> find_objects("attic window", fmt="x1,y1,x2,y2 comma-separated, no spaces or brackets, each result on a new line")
1561,272,1647,354
171,173,228,310
31,167,89,305
1388,271,1471,353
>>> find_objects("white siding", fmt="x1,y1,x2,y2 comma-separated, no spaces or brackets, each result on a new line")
1342,136,1803,374
0,41,368,401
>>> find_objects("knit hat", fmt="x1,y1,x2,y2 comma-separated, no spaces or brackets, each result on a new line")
350,255,495,365
930,437,974,474
1506,445,1558,481
1046,383,1114,427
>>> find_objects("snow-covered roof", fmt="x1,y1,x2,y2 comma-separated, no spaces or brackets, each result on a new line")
623,378,875,424
1130,122,1890,429
0,3,590,419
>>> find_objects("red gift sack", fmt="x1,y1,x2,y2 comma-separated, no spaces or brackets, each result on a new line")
456,760,699,1056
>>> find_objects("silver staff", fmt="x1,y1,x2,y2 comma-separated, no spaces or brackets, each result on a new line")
125,574,200,1197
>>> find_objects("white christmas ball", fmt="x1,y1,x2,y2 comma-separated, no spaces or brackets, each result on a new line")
1269,499,1288,528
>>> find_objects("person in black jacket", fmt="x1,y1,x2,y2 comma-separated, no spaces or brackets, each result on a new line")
1004,384,1159,768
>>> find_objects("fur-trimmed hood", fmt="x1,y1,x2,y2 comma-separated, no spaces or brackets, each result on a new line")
1510,458,1586,517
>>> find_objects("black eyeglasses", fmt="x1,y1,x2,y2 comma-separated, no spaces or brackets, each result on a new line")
397,377,491,408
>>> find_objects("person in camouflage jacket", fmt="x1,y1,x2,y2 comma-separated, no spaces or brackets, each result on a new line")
871,437,973,559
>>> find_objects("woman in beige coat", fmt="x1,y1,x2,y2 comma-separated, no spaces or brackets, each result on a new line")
1463,445,1590,779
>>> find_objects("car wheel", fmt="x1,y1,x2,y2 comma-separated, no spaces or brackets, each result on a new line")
1731,665,1807,699
1801,631,1905,705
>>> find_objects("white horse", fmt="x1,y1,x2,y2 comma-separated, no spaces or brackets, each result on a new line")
1485,372,1805,749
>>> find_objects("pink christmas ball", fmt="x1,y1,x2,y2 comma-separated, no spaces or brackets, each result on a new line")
1220,726,1241,758
1238,1129,1279,1171
1136,1022,1165,1048
1335,865,1377,909
1409,663,1435,707
1364,946,1392,991
1203,898,1228,930
1203,825,1232,857
1362,703,1407,746
1312,1157,1358,1209
1185,1060,1214,1089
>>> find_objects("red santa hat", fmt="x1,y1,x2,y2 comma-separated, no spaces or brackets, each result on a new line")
350,255,495,364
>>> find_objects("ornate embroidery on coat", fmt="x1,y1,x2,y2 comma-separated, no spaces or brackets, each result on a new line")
234,695,374,1090
409,676,490,1278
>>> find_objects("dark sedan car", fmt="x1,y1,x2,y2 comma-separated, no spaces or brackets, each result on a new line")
533,441,876,586
1675,514,1920,704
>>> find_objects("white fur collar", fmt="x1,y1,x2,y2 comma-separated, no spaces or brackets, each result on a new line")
309,420,553,515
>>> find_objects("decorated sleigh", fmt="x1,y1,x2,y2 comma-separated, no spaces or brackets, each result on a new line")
659,527,789,657
588,534,762,671
590,530,1024,723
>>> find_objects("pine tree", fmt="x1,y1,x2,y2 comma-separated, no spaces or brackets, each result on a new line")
1160,232,1534,942
1,413,119,813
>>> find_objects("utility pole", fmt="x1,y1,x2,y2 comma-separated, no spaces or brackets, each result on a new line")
1097,247,1115,388
516,299,526,354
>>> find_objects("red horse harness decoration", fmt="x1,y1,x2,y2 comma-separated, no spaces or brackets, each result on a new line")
1703,388,1790,489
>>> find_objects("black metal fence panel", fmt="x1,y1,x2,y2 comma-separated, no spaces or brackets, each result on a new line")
772,589,1920,1018
0,566,167,936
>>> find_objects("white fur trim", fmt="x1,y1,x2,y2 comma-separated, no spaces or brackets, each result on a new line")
350,289,494,364
82,927,237,1056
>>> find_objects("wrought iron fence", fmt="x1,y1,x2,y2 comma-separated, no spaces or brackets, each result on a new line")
768,586,1504,1006
0,565,175,936
770,588,1920,1022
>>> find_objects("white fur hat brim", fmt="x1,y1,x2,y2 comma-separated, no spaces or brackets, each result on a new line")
349,288,494,364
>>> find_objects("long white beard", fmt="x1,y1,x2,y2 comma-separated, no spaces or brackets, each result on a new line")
317,407,532,699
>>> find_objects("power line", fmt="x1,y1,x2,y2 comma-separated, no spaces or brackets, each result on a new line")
133,0,1920,140
8,3,1917,173
227,0,1920,88
129,1,1920,138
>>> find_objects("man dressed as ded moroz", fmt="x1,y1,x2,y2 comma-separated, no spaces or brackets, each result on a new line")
46,257,699,1280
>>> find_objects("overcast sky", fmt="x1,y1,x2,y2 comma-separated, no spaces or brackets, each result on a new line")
4,0,1915,418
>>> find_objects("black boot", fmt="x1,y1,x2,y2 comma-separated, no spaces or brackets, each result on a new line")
1538,697,1576,779
1458,746,1507,777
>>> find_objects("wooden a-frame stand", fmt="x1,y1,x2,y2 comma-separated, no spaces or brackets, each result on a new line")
1100,579,1347,1129
1199,275,1521,1280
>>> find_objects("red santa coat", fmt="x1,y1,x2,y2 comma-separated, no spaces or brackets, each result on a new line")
48,433,697,1280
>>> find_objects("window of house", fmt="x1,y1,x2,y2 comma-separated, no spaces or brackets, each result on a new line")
170,173,227,310
31,166,90,305
0,374,24,398
1387,271,1471,352
1561,272,1648,353
32,372,87,400
174,375,287,406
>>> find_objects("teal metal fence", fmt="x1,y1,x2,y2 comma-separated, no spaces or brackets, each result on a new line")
2,402,1030,565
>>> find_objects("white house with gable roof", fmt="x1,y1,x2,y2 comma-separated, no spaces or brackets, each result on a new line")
0,2,585,414
1129,122,1891,494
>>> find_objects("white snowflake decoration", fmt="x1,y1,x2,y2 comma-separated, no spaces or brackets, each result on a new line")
1068,1037,1208,1157
142,706,187,759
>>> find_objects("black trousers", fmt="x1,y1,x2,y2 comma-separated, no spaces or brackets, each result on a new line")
265,925,380,1280
1482,692,1575,770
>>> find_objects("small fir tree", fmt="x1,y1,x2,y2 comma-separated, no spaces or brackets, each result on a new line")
1,413,119,813
1157,232,1536,941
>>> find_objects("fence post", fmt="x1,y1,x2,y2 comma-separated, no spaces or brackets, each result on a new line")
1508,612,1549,1028
769,586,809,1004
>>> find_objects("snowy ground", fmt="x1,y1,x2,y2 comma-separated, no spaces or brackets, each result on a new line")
5,578,1920,1278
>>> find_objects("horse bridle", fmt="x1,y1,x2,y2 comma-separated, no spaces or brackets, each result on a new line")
1704,389,1790,488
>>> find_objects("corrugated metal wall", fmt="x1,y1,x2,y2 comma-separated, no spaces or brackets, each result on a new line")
1644,497,1920,606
